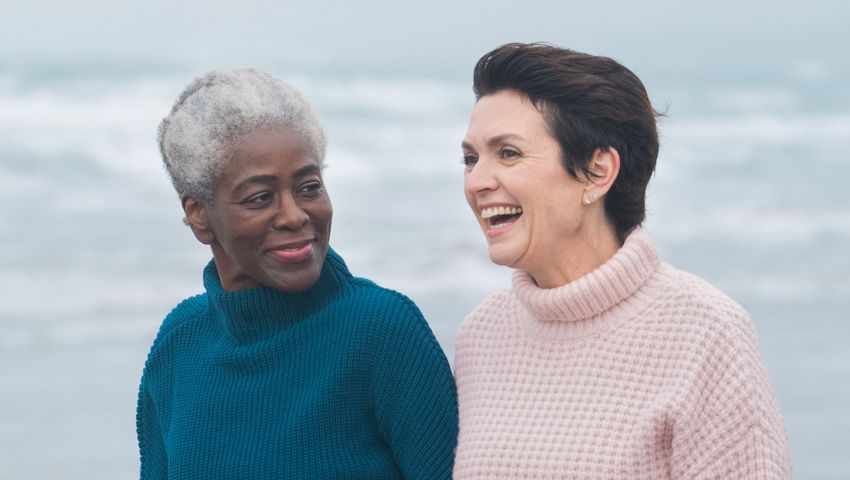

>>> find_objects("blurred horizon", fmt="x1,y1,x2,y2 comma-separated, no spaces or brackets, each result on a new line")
4,0,850,77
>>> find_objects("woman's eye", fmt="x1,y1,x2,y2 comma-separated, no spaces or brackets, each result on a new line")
298,181,324,198
242,192,273,207
501,148,520,159
462,154,478,167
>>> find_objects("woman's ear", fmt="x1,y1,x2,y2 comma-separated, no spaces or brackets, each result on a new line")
181,196,216,245
582,147,621,205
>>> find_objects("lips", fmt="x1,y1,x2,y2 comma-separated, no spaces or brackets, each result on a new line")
269,240,314,263
478,204,523,235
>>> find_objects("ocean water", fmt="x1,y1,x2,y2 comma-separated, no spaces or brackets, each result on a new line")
1,63,848,479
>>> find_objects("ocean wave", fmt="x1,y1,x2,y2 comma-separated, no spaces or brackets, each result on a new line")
3,72,848,179
2,72,848,350
646,204,850,243
664,113,850,145
294,75,473,120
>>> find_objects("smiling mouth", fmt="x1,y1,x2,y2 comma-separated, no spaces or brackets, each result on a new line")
481,206,523,232
270,240,314,263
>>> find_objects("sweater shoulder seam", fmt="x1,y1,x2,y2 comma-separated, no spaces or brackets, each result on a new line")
678,422,790,478
146,293,208,360
346,277,426,320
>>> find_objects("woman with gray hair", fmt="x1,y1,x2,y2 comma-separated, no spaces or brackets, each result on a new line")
136,69,458,479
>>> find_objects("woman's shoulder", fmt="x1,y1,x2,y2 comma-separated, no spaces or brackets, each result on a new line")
341,277,449,358
658,263,747,313
469,287,517,316
140,293,209,381
150,293,209,350
652,263,758,345
457,287,517,335
327,249,426,326
342,276,430,329
346,275,419,307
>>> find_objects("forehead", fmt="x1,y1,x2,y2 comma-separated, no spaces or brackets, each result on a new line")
230,126,312,161
219,126,320,182
464,90,548,143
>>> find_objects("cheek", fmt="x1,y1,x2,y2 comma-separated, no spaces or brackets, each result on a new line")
526,193,578,238
221,215,268,248
545,204,583,238
310,201,333,230
463,184,477,214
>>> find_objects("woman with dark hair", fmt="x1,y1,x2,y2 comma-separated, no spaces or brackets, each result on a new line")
454,43,791,479
136,68,457,479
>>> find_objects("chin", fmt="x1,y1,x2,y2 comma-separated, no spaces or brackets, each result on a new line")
269,269,322,292
487,246,519,269
265,251,327,292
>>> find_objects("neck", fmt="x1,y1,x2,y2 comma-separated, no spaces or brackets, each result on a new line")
511,227,660,332
528,219,621,289
210,243,261,291
204,248,350,344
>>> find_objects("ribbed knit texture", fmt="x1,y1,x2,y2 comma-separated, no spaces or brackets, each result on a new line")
137,248,458,479
453,228,792,479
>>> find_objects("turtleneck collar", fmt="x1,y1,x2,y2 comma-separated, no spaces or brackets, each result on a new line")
203,247,351,344
511,228,661,340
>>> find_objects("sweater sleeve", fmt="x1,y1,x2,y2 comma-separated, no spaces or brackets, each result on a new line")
670,309,792,479
135,295,202,480
368,295,459,480
137,381,167,479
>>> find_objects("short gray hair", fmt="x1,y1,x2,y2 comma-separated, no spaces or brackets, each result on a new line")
158,68,327,202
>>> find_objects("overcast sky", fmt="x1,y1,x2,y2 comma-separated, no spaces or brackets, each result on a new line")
2,0,849,78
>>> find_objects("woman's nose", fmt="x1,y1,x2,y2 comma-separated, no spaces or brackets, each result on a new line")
272,195,309,230
464,159,499,195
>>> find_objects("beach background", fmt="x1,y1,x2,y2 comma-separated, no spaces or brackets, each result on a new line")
1,0,848,478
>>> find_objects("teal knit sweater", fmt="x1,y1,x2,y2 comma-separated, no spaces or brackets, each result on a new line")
136,248,458,479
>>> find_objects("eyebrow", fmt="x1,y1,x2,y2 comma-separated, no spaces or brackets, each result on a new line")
462,133,526,150
293,164,322,178
232,164,322,191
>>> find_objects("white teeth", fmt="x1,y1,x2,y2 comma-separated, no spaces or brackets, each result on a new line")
487,221,513,232
480,206,523,219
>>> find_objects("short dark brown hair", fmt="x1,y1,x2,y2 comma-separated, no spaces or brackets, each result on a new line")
473,43,660,243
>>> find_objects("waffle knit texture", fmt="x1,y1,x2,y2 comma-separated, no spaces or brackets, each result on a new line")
137,248,458,479
453,228,792,479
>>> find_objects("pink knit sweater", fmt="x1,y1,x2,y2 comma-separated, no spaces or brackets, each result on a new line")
453,229,792,479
